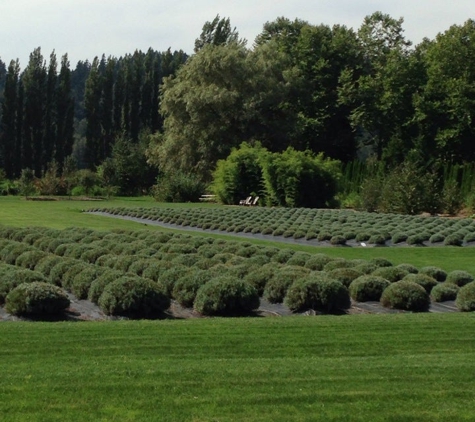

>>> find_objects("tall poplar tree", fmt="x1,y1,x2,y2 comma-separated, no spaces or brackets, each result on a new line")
22,47,47,174
55,54,75,166
1,60,21,177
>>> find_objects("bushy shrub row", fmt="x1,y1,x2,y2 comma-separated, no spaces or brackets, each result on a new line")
1,225,475,317
88,206,475,247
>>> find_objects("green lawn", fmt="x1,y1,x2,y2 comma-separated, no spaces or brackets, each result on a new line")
1,314,474,421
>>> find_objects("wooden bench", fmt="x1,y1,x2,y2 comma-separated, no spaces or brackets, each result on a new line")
199,194,217,202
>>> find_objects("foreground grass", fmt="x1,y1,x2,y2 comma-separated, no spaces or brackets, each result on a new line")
0,314,474,421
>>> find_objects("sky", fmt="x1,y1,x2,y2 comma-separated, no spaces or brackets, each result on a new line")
0,0,473,68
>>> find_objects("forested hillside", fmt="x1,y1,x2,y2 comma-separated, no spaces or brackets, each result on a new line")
0,13,474,210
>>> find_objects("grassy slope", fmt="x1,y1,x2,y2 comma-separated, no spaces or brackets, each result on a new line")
0,196,473,273
1,315,475,421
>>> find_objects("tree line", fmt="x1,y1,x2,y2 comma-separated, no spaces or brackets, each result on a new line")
1,12,475,204
0,47,187,181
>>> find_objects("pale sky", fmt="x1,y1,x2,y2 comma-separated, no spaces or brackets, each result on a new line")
0,0,473,68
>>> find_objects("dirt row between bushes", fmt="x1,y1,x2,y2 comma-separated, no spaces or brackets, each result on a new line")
87,212,475,248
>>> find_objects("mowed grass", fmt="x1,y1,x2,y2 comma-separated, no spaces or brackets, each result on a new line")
0,196,474,274
1,314,474,421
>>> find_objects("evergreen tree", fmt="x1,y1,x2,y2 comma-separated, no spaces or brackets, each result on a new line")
22,47,47,174
84,57,103,167
0,60,21,177
55,54,75,167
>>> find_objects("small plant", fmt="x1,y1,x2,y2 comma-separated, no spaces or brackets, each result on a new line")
194,276,260,316
380,281,430,312
15,250,48,270
172,270,210,308
243,265,275,296
370,258,393,268
98,276,170,317
403,274,438,293
330,235,347,246
88,269,125,304
304,254,333,271
371,267,408,283
445,270,474,287
263,266,309,303
396,264,418,274
391,232,408,244
429,233,445,244
349,276,390,302
419,266,447,282
431,283,459,302
323,259,353,272
5,282,70,316
284,274,350,313
71,267,107,299
455,282,475,311
327,268,362,287
444,234,463,246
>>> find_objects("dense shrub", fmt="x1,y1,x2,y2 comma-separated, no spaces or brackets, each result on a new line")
429,233,445,243
380,281,430,312
158,266,190,296
80,247,110,264
391,232,408,244
444,234,463,246
0,269,48,303
5,282,70,316
1,242,34,265
172,270,210,308
368,234,386,245
194,276,259,316
396,264,418,274
88,269,125,304
152,171,205,203
261,147,341,208
402,274,438,293
353,262,378,275
272,249,295,264
349,276,391,302
431,283,459,302
419,266,447,282
98,276,170,317
35,255,64,277
371,267,408,283
263,266,309,304
330,235,347,246
370,258,393,268
446,270,474,287
323,259,353,272
455,282,475,311
61,263,90,290
243,265,275,296
286,252,312,267
71,267,107,300
304,254,333,271
211,142,266,205
328,268,362,287
284,274,350,313
15,250,48,270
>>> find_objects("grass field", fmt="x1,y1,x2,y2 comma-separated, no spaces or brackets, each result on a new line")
1,196,475,421
1,315,475,421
